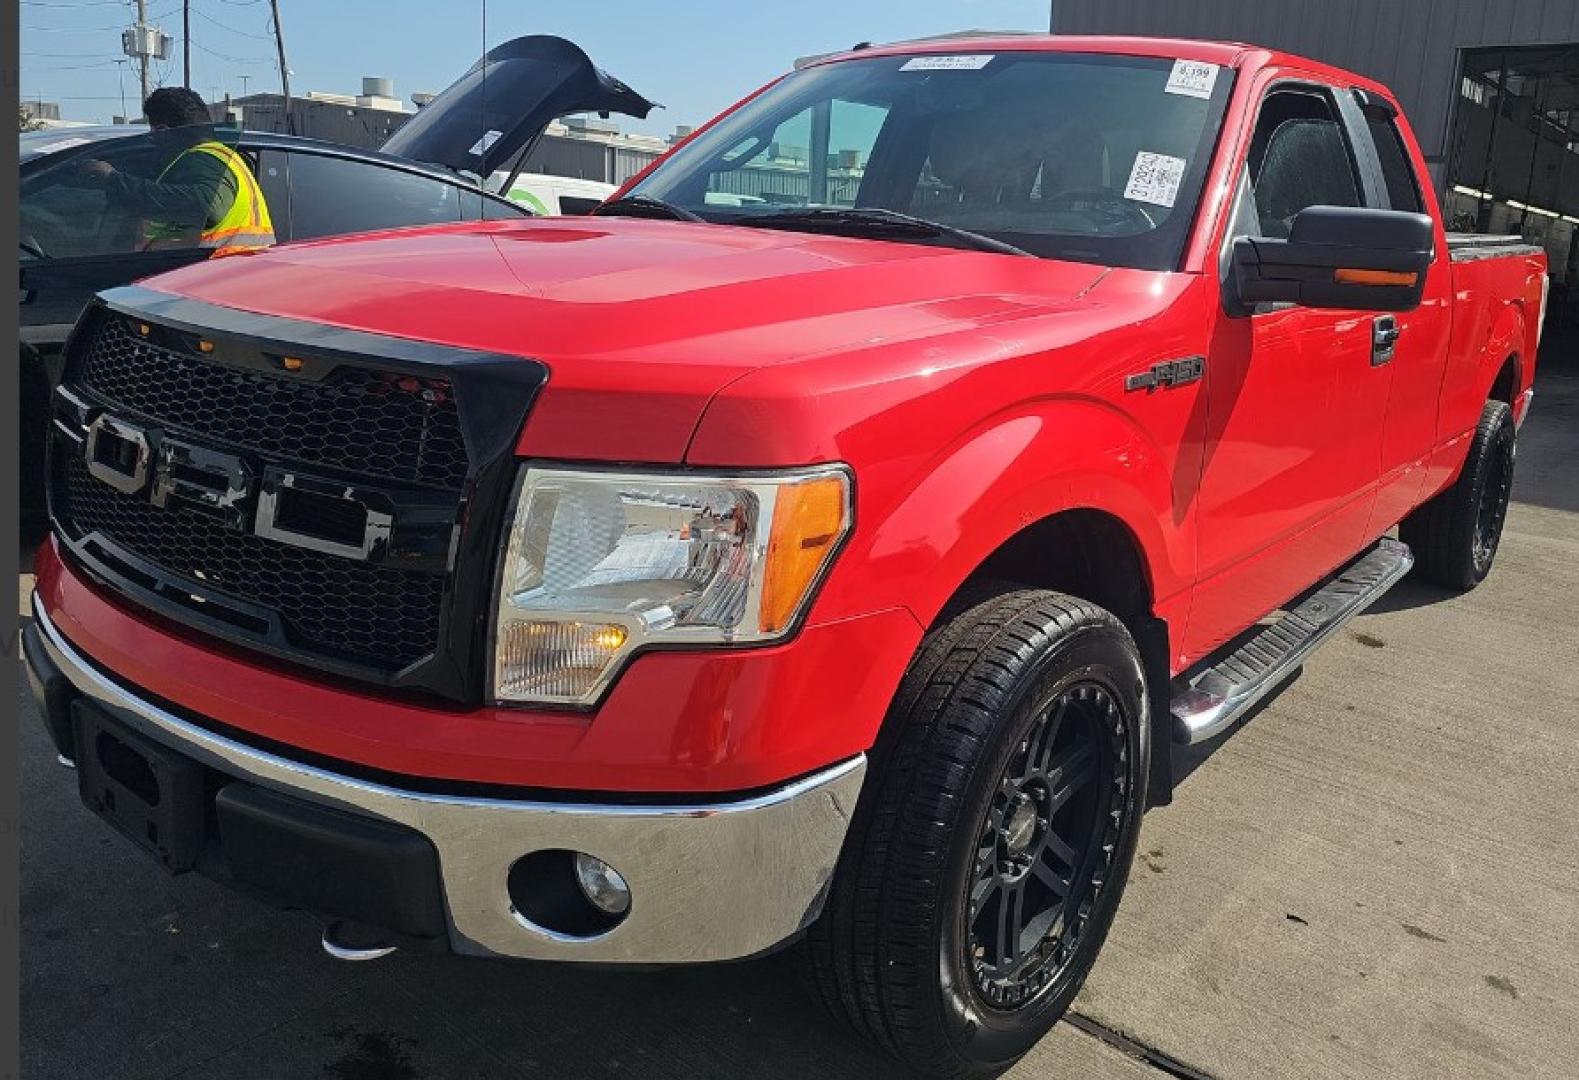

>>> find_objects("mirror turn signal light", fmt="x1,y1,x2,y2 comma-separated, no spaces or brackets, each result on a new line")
1334,268,1418,287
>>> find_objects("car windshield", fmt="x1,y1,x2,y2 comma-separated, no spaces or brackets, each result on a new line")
630,50,1234,270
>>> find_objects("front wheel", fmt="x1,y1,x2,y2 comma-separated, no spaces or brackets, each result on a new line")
802,587,1149,1079
1401,399,1515,590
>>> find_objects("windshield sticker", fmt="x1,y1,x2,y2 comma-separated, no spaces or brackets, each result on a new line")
467,129,503,157
1165,60,1220,99
1124,151,1187,208
899,55,994,72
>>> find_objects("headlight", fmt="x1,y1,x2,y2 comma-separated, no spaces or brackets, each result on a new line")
492,465,852,705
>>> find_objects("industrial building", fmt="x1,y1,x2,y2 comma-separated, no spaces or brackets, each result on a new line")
1051,1,1579,305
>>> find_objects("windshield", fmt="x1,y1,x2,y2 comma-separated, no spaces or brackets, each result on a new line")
630,50,1234,270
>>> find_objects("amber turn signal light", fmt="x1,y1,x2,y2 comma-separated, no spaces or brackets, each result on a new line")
761,475,850,634
1334,268,1418,287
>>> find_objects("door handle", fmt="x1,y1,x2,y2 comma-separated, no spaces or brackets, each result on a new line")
1372,315,1401,366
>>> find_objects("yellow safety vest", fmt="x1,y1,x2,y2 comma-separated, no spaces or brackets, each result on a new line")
142,140,276,255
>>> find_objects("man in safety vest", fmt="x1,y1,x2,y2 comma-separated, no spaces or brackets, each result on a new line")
78,88,275,255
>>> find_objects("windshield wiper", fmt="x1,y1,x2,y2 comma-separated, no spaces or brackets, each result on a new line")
736,207,1033,257
594,193,706,223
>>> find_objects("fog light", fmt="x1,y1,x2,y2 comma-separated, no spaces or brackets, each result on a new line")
573,853,631,916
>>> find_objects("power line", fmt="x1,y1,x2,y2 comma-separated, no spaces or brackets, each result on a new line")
35,58,125,70
23,22,129,31
188,5,272,39
189,38,272,64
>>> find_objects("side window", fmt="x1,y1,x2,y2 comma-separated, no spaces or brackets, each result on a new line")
1242,89,1363,239
1361,106,1424,213
482,194,533,219
287,154,462,240
254,149,291,240
557,196,603,216
19,129,249,260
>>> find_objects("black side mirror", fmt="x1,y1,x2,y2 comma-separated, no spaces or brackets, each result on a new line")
1229,206,1434,315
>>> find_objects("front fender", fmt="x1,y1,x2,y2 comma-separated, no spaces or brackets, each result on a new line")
811,397,1193,633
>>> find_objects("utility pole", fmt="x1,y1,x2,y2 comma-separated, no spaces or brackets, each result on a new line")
183,0,191,89
269,0,293,134
113,58,127,121
135,0,150,108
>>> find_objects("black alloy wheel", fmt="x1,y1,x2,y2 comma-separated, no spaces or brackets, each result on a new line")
1402,398,1516,590
802,586,1149,1079
967,683,1121,1010
1471,422,1514,574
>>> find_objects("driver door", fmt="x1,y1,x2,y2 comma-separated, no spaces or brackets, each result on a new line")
1185,83,1391,661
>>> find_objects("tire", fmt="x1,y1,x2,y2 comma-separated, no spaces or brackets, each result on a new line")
802,586,1150,1079
1401,399,1515,591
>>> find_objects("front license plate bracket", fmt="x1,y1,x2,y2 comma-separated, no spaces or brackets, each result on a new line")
73,700,207,874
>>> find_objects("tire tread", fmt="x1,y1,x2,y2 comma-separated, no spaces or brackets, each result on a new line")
802,584,1141,1078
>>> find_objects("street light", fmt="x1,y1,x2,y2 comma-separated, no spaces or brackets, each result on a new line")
113,58,127,121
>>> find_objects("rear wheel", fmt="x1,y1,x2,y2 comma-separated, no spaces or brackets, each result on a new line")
1401,399,1515,590
803,587,1149,1078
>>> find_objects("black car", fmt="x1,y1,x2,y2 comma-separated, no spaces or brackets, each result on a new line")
20,35,655,524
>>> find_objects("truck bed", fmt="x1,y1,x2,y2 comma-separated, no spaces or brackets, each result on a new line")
1447,232,1546,263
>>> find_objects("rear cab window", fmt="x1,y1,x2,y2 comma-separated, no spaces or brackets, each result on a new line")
1357,97,1425,214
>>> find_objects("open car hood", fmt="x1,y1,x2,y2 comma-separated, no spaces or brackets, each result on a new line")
381,35,656,179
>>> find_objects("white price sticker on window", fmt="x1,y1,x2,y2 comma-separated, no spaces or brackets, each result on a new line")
1123,151,1187,208
467,129,503,157
899,54,994,72
1165,59,1220,99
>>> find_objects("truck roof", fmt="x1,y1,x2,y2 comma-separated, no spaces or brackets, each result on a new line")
798,33,1403,104
803,33,1265,71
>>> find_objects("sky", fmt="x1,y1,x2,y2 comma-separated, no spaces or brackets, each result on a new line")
21,0,1052,133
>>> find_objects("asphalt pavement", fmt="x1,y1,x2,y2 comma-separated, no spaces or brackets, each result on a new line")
18,362,1579,1080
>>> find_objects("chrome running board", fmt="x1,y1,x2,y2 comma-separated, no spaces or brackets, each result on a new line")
1171,538,1414,745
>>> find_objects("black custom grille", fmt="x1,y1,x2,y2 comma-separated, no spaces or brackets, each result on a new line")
77,318,469,489
50,291,546,703
56,454,445,671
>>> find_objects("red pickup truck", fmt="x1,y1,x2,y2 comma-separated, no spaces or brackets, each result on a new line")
26,35,1548,1077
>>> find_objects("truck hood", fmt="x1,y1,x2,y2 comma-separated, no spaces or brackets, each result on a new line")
143,216,1110,462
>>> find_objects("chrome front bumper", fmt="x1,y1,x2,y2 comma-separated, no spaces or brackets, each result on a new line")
32,600,865,963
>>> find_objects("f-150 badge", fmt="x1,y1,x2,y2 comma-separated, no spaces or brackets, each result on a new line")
1126,356,1205,392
